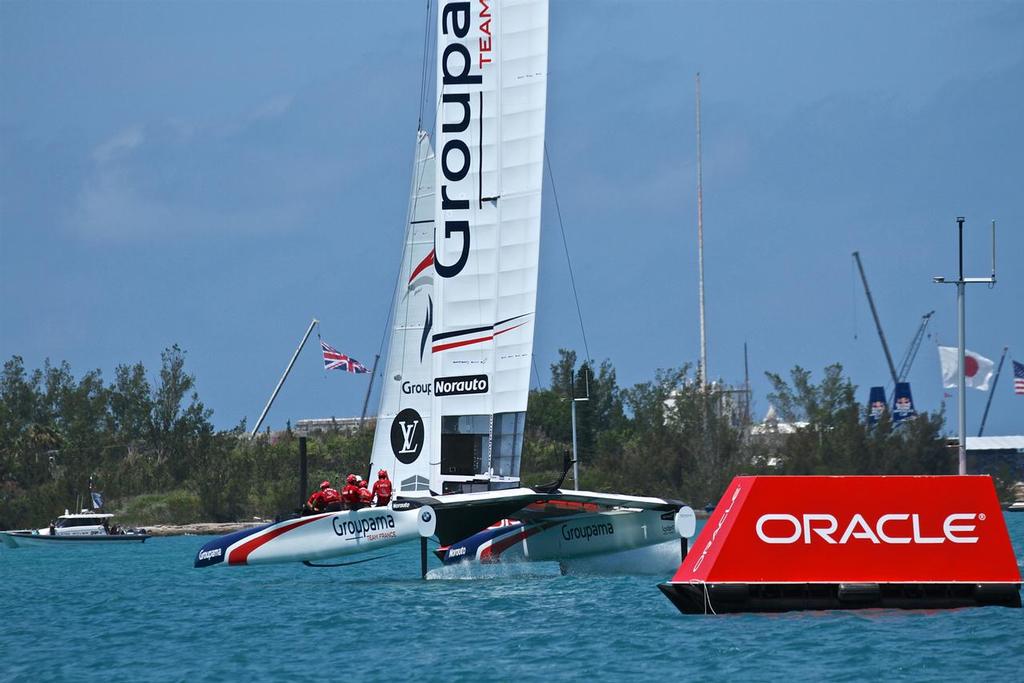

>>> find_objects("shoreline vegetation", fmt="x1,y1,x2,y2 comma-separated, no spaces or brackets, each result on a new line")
2,346,1015,532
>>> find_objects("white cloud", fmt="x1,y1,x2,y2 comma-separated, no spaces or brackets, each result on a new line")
92,125,145,164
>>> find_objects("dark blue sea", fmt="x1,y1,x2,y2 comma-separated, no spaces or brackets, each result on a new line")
2,515,1022,682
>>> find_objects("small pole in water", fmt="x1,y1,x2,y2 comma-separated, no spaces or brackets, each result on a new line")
298,437,308,508
420,537,428,579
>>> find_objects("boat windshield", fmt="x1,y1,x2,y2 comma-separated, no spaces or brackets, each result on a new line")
56,517,107,528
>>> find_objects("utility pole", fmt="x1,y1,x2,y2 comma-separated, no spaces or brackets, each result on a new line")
932,218,996,475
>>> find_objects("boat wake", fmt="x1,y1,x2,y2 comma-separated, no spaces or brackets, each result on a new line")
426,560,562,581
559,540,682,576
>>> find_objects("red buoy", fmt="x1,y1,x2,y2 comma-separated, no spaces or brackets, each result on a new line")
659,475,1021,614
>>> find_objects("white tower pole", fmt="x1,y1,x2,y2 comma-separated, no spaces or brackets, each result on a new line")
696,73,708,389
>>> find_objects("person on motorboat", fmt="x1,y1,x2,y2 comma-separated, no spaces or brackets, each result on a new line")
341,474,362,509
357,477,373,507
372,469,392,507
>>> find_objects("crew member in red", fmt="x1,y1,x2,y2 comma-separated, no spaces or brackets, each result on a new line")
321,482,342,511
305,481,331,514
357,477,373,507
341,474,361,509
372,469,392,507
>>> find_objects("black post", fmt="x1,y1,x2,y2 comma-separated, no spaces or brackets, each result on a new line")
957,217,965,281
420,537,428,579
680,538,688,560
298,437,308,507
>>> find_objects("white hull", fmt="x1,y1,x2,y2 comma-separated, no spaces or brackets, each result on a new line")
2,532,149,548
437,509,679,566
195,505,435,567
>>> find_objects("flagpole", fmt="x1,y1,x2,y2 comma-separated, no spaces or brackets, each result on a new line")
978,346,1007,437
933,218,996,475
359,353,381,430
251,318,320,437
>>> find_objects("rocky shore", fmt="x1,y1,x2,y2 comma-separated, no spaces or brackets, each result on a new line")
143,521,267,537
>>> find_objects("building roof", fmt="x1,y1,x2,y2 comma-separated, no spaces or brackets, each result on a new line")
965,436,1024,452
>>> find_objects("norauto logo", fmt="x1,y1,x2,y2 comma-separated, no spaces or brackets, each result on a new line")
755,512,982,545
434,374,488,396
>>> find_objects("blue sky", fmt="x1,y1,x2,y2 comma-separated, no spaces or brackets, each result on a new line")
1,1,1021,436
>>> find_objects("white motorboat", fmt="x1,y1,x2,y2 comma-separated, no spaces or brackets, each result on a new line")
1,509,150,548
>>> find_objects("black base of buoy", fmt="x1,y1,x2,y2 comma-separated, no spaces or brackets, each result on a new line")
420,537,428,579
658,582,1022,614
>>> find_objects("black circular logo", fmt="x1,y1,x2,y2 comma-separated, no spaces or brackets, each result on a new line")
391,408,424,464
420,510,432,523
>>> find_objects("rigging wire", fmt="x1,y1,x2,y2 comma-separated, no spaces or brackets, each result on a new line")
544,144,592,366
416,0,433,129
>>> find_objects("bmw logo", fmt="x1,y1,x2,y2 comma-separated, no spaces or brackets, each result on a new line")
421,510,432,523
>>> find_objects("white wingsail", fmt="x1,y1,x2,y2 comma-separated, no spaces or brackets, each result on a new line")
429,0,548,494
368,131,437,493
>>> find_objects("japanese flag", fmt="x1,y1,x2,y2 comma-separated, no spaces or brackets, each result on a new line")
938,346,995,391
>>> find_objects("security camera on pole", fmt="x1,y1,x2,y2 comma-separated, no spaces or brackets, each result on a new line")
932,217,996,475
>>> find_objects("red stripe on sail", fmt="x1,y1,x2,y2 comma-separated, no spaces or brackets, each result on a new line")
494,322,528,337
432,334,493,353
409,249,435,284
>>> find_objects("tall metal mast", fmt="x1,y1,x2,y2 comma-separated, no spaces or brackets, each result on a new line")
696,73,708,388
932,218,997,475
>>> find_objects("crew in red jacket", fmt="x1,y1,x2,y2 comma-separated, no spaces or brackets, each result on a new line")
321,483,342,511
305,481,331,514
341,474,361,509
357,478,373,507
372,469,392,507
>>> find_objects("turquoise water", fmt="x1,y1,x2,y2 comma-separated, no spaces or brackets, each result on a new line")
2,516,1022,682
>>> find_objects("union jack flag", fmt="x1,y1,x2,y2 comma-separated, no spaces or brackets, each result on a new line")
321,340,368,373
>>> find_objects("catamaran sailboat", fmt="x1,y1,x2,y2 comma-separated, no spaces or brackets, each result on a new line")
195,0,686,571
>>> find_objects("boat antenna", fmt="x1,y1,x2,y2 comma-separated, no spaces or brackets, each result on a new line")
696,73,708,390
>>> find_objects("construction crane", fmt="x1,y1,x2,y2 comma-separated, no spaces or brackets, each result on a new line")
852,251,899,385
852,252,933,386
896,310,934,382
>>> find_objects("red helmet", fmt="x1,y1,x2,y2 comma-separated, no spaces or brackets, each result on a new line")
357,478,367,486
378,469,388,479
346,474,358,485
320,480,330,489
